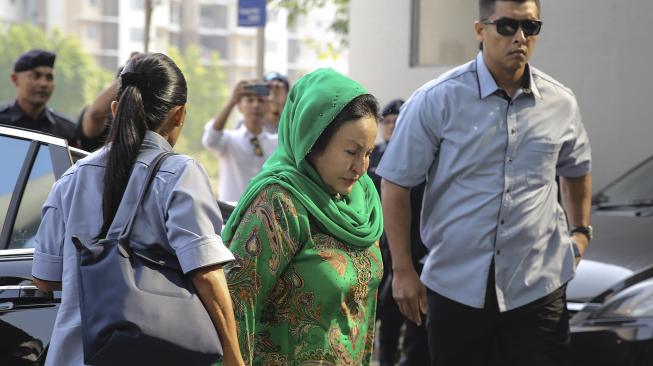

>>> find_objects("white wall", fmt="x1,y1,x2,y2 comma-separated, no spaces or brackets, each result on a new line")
349,0,653,190
350,0,448,105
533,0,653,190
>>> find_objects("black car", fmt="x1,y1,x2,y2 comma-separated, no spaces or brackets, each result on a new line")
0,126,88,365
568,155,653,366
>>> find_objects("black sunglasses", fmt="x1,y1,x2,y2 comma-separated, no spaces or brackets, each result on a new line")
482,17,542,37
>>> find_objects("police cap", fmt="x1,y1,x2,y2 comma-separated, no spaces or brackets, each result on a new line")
13,49,56,72
381,99,405,117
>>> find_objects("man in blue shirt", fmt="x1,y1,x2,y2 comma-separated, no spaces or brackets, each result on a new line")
377,1,592,365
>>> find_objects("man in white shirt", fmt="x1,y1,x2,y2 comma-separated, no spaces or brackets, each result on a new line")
202,80,278,202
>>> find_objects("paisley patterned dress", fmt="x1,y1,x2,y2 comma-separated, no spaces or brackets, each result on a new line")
225,184,383,366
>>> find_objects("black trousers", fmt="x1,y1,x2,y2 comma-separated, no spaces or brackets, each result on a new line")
378,271,431,366
426,272,570,366
378,252,431,366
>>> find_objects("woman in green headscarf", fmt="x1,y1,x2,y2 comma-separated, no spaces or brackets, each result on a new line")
222,68,383,365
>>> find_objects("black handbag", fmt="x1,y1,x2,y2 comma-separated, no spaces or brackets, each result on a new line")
72,151,222,365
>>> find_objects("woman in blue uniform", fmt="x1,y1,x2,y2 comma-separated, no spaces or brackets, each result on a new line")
30,53,244,366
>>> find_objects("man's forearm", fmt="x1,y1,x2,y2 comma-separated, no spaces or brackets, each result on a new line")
83,80,117,138
381,179,413,272
212,101,237,131
560,174,593,255
560,174,592,227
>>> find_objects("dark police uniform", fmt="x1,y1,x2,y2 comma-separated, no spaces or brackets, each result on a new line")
0,101,80,148
3,49,82,148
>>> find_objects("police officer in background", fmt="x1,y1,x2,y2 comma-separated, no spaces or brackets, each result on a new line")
1,49,80,148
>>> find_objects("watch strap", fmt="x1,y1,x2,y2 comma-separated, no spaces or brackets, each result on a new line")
570,226,592,241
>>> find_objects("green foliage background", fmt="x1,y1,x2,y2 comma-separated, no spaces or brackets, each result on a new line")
0,23,113,118
168,45,228,182
0,23,227,188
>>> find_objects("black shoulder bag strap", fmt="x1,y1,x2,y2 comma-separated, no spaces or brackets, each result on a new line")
72,151,176,262
117,151,175,244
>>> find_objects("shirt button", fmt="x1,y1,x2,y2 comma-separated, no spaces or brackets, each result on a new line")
505,188,510,193
510,128,516,135
500,219,505,225
507,158,513,164
496,250,501,255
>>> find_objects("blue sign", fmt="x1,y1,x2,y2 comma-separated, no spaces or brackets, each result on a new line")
238,0,266,27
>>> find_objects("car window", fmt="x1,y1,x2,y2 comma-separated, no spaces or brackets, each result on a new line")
8,144,56,249
596,157,653,205
0,136,31,230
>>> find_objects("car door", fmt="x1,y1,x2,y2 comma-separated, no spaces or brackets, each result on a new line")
0,127,81,365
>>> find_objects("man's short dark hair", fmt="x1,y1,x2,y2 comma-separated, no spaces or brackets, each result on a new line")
479,0,540,20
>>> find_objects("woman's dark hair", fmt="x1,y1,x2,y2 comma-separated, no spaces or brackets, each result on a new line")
98,53,187,238
310,94,379,156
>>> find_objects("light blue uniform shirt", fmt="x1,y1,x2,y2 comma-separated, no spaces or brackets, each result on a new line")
31,131,234,366
377,52,591,311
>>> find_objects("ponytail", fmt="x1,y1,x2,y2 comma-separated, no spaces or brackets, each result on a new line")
97,53,187,239
98,86,147,238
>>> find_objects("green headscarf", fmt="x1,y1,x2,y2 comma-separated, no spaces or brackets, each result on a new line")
221,68,383,248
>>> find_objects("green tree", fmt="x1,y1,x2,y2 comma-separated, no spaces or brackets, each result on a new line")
270,0,350,49
168,45,229,184
0,23,113,118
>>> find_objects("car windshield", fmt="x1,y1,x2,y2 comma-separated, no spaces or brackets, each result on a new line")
594,156,653,207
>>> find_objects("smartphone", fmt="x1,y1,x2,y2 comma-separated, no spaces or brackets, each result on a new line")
244,83,270,96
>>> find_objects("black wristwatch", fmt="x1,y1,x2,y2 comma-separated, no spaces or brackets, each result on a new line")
570,225,593,241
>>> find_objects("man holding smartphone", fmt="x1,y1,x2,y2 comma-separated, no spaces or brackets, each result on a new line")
202,80,278,202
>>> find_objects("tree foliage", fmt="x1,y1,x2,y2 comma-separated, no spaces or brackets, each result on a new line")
0,23,113,118
168,45,229,182
270,0,350,48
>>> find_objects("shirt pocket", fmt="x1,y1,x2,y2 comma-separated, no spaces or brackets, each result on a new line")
524,141,561,187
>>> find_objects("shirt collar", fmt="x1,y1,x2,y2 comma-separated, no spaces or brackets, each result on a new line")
141,130,174,152
10,101,56,125
476,52,542,100
523,63,542,99
240,121,270,139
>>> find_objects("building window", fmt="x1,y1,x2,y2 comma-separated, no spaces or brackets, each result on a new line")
87,24,97,40
130,27,144,42
410,0,478,66
200,35,228,58
170,33,182,49
200,4,228,29
170,1,182,25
